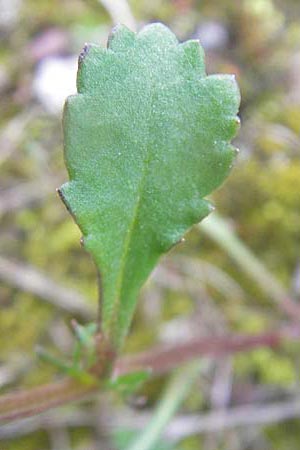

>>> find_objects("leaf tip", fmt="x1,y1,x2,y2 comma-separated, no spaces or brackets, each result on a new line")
137,22,178,46
179,39,206,74
108,23,136,52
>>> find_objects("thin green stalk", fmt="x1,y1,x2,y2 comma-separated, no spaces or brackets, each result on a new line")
199,213,289,304
125,360,206,450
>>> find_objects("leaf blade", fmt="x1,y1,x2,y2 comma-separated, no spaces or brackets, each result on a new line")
60,23,240,349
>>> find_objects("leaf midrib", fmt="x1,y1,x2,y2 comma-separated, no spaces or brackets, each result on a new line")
106,84,157,346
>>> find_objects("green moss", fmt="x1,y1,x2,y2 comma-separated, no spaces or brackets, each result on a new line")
162,292,194,321
0,292,51,359
235,347,296,385
0,432,48,450
2,0,300,448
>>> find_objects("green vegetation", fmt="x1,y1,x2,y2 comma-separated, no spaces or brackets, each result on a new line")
61,22,239,349
1,0,300,449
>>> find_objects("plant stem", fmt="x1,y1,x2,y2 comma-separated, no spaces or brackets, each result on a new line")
0,378,98,423
125,361,205,450
1,327,297,424
119,329,284,375
199,213,300,320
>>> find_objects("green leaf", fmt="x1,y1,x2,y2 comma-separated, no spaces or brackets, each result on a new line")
60,23,240,349
107,369,151,395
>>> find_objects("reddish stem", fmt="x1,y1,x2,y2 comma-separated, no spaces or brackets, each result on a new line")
116,330,283,375
0,326,298,423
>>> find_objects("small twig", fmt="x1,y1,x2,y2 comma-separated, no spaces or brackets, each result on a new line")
117,328,287,375
0,409,91,440
0,256,94,319
170,255,246,301
210,357,233,410
107,398,300,440
0,109,40,166
3,395,300,441
0,376,99,423
0,178,60,217
163,398,300,439
0,358,33,389
0,325,298,423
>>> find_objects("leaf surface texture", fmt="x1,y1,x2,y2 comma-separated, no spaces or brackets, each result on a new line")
60,23,240,348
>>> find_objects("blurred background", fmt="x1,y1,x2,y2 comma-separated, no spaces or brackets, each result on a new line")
1,0,300,449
